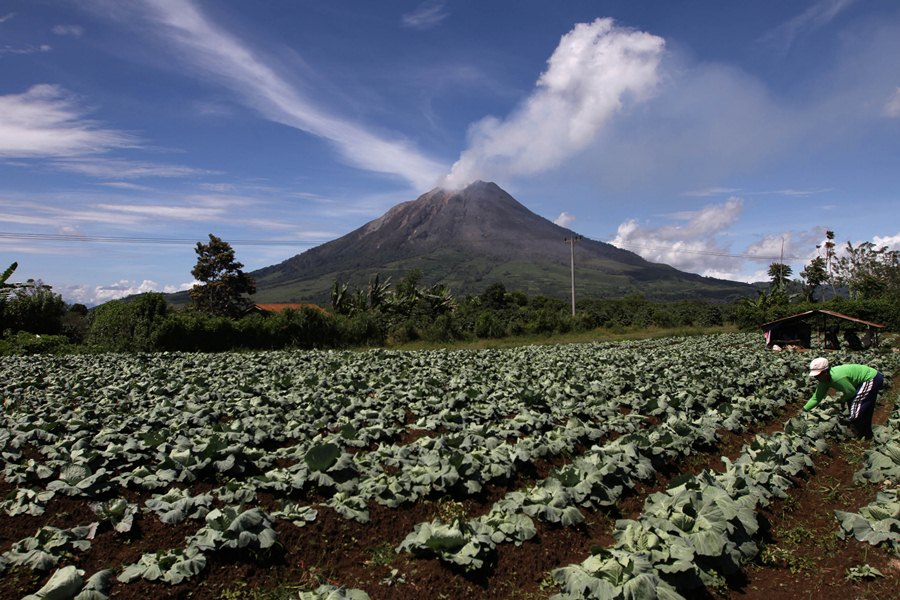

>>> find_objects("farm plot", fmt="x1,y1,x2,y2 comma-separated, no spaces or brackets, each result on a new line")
0,334,897,599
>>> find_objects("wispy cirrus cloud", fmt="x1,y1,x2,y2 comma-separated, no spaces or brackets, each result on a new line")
402,1,449,30
123,0,446,190
52,24,85,37
761,0,858,55
0,85,135,157
681,187,741,197
52,157,216,179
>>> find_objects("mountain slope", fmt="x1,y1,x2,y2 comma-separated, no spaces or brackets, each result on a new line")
251,181,752,302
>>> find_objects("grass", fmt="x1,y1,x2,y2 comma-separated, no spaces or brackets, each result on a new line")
389,324,741,352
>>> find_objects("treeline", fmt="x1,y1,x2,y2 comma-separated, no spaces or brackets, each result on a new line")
2,281,738,355
4,286,899,356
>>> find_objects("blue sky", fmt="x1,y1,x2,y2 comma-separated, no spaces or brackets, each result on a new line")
2,0,899,305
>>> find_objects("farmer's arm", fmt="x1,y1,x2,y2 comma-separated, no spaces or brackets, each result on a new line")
804,380,829,410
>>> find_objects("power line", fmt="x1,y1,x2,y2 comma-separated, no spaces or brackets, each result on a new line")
0,232,321,246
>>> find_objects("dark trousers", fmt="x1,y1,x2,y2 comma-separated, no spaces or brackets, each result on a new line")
846,372,883,439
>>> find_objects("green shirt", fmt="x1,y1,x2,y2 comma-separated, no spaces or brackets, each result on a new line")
804,364,878,411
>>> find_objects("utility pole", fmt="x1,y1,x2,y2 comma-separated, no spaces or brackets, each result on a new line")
564,235,582,316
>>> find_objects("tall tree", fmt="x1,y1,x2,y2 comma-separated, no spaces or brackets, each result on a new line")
799,256,828,302
189,234,256,317
833,241,900,300
767,262,793,293
2,279,66,334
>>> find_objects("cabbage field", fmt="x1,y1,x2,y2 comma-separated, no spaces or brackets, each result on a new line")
1,333,898,599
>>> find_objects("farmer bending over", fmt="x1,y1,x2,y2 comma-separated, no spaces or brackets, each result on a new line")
805,357,884,439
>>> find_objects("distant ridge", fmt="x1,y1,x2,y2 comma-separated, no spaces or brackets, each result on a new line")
250,181,752,303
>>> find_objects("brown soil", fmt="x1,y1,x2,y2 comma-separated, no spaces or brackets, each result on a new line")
1,401,897,600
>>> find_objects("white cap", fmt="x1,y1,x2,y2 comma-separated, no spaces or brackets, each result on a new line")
808,357,829,377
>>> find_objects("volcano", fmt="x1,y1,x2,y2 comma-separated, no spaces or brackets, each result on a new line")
250,181,751,302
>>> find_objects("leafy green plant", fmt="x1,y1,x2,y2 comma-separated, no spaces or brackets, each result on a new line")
397,518,495,571
1,487,55,516
188,506,278,552
298,585,370,600
118,547,207,585
144,487,213,524
46,464,109,497
834,488,900,551
90,498,138,533
21,565,113,600
3,525,96,571
845,563,884,581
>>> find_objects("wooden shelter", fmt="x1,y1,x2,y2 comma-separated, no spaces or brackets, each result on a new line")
760,309,884,350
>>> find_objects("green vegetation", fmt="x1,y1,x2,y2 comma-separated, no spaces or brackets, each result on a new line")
189,233,257,317
2,227,899,355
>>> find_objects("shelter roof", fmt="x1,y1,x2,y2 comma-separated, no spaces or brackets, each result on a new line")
760,309,884,331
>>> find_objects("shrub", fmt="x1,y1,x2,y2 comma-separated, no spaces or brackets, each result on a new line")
0,332,73,355
86,293,169,352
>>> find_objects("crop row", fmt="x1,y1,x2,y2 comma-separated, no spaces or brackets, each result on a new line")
1,335,896,599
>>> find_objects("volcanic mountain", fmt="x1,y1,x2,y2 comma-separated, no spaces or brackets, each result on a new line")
250,181,752,303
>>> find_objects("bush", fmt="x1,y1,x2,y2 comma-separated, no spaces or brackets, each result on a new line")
0,332,73,355
475,310,506,338
86,293,169,352
267,307,339,348
151,311,238,352
1,286,66,335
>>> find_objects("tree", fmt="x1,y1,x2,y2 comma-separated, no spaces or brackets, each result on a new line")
799,256,828,302
767,262,793,303
189,234,256,317
818,230,837,296
833,241,900,300
2,279,66,334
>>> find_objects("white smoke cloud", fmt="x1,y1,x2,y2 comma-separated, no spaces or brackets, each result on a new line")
442,18,664,189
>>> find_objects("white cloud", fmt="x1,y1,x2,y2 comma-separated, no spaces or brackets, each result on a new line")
885,87,900,117
402,1,449,30
744,234,793,262
131,0,445,190
0,13,16,24
554,212,575,228
443,18,664,189
61,279,193,305
0,85,135,157
873,233,900,250
52,24,85,37
610,198,745,275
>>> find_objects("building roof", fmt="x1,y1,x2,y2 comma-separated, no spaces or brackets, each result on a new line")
760,309,885,331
